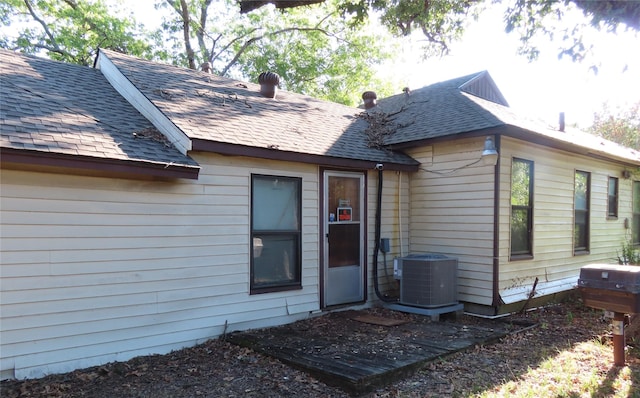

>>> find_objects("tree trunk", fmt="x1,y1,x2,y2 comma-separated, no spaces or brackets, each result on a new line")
178,0,196,69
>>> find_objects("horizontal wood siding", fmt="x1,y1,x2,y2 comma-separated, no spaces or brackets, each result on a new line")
405,137,496,306
0,154,319,379
498,137,634,304
366,170,410,302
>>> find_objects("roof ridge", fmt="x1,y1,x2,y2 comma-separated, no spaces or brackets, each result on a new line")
97,48,362,112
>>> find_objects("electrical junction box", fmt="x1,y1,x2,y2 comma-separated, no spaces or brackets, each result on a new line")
380,238,390,253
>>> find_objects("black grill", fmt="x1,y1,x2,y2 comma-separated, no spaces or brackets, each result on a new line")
577,264,640,314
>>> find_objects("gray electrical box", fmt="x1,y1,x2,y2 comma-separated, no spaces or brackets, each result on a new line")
380,238,390,253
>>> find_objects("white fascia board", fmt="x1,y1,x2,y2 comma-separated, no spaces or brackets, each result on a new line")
96,52,192,155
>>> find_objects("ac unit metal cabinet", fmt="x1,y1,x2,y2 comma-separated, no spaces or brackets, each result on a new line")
395,254,458,308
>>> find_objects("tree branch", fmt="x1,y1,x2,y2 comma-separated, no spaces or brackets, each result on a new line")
420,27,449,54
22,0,70,58
164,0,196,69
196,0,213,62
180,0,196,69
208,32,223,64
219,26,331,76
219,34,261,76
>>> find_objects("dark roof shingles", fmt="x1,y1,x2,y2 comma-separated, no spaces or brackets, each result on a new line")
377,72,504,145
377,71,638,164
0,49,198,169
100,49,417,166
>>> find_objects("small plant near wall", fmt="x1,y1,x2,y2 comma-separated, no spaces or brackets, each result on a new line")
617,241,640,265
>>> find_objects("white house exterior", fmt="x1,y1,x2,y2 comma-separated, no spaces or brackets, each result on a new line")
1,49,638,379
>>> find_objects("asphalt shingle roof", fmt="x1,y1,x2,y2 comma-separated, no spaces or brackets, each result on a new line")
0,49,199,171
99,49,418,167
376,72,504,145
377,71,639,164
465,92,640,163
3,49,635,173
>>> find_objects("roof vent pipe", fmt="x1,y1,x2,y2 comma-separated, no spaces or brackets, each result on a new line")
201,62,213,74
362,91,377,109
559,112,565,132
258,71,280,99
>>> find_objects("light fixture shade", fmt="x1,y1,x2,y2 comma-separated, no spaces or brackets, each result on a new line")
481,136,498,166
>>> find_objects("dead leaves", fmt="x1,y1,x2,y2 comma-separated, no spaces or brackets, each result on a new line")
2,380,72,398
2,301,638,398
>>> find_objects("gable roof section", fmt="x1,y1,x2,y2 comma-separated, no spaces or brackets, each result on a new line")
0,49,200,180
378,71,639,166
378,72,505,145
459,71,508,107
97,49,419,171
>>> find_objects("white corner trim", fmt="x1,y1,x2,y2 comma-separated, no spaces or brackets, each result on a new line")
96,52,192,155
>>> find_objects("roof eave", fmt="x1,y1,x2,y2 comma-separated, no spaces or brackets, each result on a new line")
191,139,420,172
500,125,640,167
0,148,201,180
386,126,504,150
387,125,640,167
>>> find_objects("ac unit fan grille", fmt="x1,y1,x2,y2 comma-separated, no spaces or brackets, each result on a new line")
399,256,458,308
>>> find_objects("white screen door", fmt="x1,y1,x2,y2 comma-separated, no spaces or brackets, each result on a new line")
323,171,365,306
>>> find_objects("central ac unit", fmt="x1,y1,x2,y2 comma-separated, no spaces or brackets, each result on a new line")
394,253,458,308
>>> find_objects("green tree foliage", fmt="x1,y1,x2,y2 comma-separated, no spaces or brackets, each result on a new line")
0,0,164,65
504,0,640,63
1,0,396,105
245,0,640,62
572,0,640,31
3,0,638,105
587,101,640,150
337,0,479,57
159,0,397,105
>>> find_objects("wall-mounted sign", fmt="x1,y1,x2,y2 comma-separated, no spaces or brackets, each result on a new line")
337,207,352,221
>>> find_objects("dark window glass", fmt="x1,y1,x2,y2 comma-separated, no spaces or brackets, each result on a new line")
574,171,590,253
633,181,640,246
607,177,618,218
250,175,302,293
510,158,533,257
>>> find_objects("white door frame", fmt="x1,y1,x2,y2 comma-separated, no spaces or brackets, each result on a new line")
322,170,365,307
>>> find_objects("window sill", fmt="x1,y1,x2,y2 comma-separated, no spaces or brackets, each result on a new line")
574,250,590,256
250,284,302,295
510,254,533,261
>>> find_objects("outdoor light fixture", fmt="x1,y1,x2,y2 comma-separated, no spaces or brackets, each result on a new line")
481,136,499,166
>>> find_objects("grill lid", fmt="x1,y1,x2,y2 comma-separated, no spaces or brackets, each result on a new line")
578,264,640,294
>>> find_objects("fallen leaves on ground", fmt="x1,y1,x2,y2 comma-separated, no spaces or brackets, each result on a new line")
2,295,638,397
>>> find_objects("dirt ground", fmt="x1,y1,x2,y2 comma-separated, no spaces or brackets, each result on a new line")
2,295,638,398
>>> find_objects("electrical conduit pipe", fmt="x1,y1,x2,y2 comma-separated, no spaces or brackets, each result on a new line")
373,164,397,303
